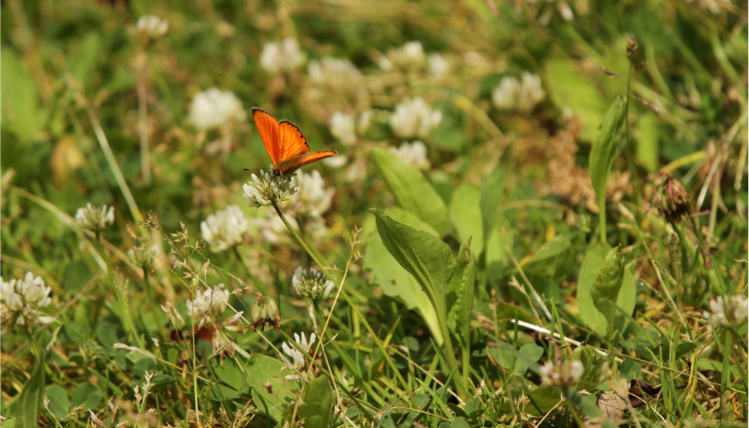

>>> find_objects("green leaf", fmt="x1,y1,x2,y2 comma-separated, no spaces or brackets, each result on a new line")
589,95,627,221
371,209,456,312
372,148,449,235
637,114,659,172
244,354,300,423
44,384,69,420
17,348,46,426
591,245,626,328
447,240,476,356
363,209,442,343
480,167,505,245
449,182,484,254
576,243,636,335
298,376,334,428
1,49,41,142
521,236,573,296
544,59,608,141
66,32,101,87
71,382,103,410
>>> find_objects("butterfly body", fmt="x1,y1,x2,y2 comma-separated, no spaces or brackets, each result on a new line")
252,107,337,176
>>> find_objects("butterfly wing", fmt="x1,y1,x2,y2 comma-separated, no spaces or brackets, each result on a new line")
278,150,338,176
277,120,311,161
252,108,285,170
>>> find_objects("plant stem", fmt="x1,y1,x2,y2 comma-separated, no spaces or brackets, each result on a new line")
625,62,643,220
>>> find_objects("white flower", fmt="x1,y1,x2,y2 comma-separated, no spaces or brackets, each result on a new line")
187,284,230,320
329,112,357,146
292,267,335,300
383,41,425,71
242,168,296,207
308,57,361,86
540,360,584,388
75,203,114,234
389,141,430,170
492,72,545,114
389,97,442,139
260,38,306,74
1,272,54,327
200,205,249,252
428,53,450,78
189,88,246,131
704,295,748,327
357,110,373,135
288,170,334,218
279,332,316,380
136,15,168,39
127,243,159,269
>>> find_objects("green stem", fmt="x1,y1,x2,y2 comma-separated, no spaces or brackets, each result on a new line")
720,331,732,420
625,63,643,220
272,202,330,274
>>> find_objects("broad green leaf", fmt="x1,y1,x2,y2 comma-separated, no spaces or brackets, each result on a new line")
449,182,484,254
589,95,627,218
591,246,625,328
363,209,442,343
544,59,608,141
372,209,456,311
71,382,103,409
1,49,41,142
637,114,659,172
488,341,543,376
44,384,69,420
372,148,449,235
485,219,513,284
245,354,300,422
526,385,562,415
66,32,101,87
447,240,475,353
480,167,505,245
521,235,573,296
17,348,46,426
576,243,636,335
298,376,334,428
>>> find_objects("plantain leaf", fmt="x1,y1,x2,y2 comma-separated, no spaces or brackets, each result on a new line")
447,240,475,352
589,95,627,221
298,376,334,428
591,245,626,327
372,149,449,235
17,347,46,426
450,182,484,254
480,167,505,246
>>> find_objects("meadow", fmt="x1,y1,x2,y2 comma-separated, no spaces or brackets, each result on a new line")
1,0,747,426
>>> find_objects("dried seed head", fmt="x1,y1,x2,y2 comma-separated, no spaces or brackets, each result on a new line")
250,293,281,332
653,173,691,225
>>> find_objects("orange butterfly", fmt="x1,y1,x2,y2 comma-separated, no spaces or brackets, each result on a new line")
252,107,337,176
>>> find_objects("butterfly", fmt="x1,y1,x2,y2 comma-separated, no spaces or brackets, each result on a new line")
252,107,337,176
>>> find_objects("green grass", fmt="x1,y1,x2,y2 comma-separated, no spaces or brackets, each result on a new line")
1,0,747,426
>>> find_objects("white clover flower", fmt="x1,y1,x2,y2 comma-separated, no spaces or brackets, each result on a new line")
308,57,362,86
389,97,442,139
136,15,168,40
189,88,246,131
329,112,357,146
292,267,335,300
540,360,584,388
428,53,450,78
492,72,545,114
288,170,334,218
384,41,425,71
75,203,114,234
704,295,748,327
200,205,249,252
357,110,373,135
389,141,430,170
187,284,230,320
127,243,160,269
279,332,316,380
260,38,307,74
242,168,296,208
1,272,54,327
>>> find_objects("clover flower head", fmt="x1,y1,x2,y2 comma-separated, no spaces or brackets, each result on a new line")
200,205,249,252
243,168,296,207
186,284,230,320
1,272,55,327
388,140,430,170
279,332,317,380
250,294,280,332
389,97,442,139
260,38,307,74
492,72,545,114
189,88,246,131
704,295,748,327
382,41,425,71
75,203,115,234
288,170,334,218
128,243,160,269
428,53,450,78
329,111,357,146
292,267,335,300
540,360,584,388
308,57,362,87
136,15,169,40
